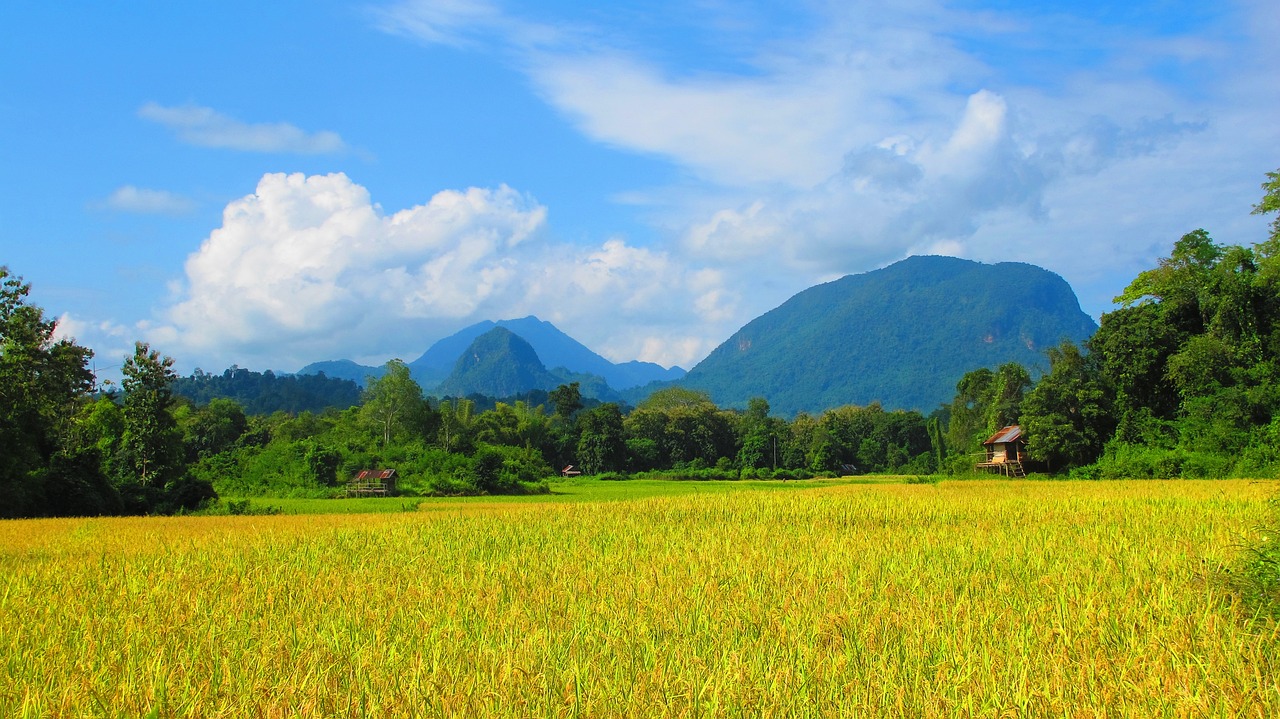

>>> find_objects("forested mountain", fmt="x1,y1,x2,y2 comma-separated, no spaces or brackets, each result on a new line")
681,255,1098,415
435,327,567,399
292,359,386,386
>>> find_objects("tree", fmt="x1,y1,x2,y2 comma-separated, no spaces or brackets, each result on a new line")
1020,341,1113,470
121,342,185,489
359,359,429,447
735,398,776,470
180,397,248,461
1254,169,1280,249
548,382,583,420
437,398,475,452
576,403,626,474
0,267,96,516
1088,302,1182,424
944,363,1029,461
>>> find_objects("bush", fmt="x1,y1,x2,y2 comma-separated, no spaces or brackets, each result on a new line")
41,449,123,517
426,472,479,496
161,476,219,513
1227,496,1280,620
197,499,282,516
1086,443,1237,480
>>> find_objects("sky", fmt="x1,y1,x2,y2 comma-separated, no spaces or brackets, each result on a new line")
2,0,1278,380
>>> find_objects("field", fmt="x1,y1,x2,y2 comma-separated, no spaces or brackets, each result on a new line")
3,479,1279,717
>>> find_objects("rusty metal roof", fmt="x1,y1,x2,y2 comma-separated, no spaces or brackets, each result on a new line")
983,425,1023,445
356,469,397,480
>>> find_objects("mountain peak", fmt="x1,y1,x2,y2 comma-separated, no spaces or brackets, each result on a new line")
435,327,561,398
681,255,1097,414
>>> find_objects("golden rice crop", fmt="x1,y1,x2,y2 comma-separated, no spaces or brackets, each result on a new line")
2,479,1278,717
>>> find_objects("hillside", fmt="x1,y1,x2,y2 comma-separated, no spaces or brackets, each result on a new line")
434,327,566,399
680,255,1098,415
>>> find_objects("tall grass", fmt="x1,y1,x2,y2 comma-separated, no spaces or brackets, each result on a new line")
2,480,1277,717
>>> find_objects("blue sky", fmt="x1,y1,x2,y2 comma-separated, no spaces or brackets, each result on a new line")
2,0,1277,378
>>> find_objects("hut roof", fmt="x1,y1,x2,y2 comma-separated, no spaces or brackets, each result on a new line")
982,425,1023,445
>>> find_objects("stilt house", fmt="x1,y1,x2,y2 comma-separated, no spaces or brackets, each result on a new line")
976,425,1027,477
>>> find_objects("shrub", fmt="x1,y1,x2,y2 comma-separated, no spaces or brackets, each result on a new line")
1228,496,1280,620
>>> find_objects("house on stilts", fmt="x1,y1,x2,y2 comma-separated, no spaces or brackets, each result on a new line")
975,425,1028,478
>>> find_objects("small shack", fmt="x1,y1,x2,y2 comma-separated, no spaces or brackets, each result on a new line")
976,425,1027,477
560,464,582,477
346,469,397,497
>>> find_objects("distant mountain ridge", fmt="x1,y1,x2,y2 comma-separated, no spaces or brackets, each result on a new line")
680,255,1098,415
296,316,685,392
407,316,684,390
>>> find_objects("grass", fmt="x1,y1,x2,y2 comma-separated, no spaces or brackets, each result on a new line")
2,479,1279,717
225,476,878,515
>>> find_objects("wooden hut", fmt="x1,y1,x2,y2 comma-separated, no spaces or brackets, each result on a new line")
346,469,397,497
976,425,1027,477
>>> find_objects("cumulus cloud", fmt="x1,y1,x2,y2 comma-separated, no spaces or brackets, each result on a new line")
139,102,347,154
97,185,196,215
153,173,731,371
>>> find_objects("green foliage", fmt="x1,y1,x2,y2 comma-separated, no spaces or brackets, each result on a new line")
548,382,583,419
1020,341,1113,470
173,366,361,414
222,499,283,516
1229,495,1280,620
0,267,96,517
179,398,248,461
437,398,476,453
121,342,186,488
944,363,1030,461
360,359,433,447
39,448,123,517
577,403,627,474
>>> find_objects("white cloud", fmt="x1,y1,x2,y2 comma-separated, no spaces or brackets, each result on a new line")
52,313,136,385
371,0,505,49
153,173,732,371
138,102,347,154
375,0,1279,329
98,185,196,215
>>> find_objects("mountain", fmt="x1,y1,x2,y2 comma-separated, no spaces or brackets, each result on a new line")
680,255,1099,415
434,327,566,399
294,359,385,386
407,316,684,390
295,317,682,392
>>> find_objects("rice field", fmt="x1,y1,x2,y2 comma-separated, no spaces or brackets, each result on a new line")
2,479,1278,717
